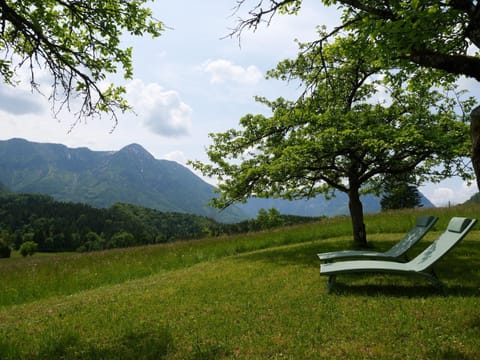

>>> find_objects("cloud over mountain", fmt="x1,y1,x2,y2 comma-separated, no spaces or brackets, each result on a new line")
126,79,192,137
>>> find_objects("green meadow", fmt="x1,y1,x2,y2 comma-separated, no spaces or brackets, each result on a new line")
1,204,480,359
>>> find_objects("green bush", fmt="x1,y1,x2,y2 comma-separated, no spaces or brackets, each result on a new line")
109,231,135,248
19,241,38,257
83,231,105,252
256,208,285,229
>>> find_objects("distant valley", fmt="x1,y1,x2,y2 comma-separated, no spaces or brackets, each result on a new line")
0,138,434,222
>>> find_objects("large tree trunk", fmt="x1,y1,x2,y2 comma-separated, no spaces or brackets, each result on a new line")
471,106,480,193
348,187,367,248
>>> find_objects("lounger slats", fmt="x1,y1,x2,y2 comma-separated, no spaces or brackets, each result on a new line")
320,217,477,291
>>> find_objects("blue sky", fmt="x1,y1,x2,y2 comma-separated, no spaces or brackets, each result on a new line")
0,0,478,206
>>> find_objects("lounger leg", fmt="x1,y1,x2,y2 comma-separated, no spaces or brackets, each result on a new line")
423,268,446,291
327,275,336,293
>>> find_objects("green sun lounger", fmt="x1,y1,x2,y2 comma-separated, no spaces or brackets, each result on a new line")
320,217,477,292
318,215,438,263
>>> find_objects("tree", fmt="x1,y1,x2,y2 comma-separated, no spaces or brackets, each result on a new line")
256,208,284,229
109,231,135,248
191,35,472,246
19,240,38,257
83,231,104,252
232,0,480,192
0,0,163,125
381,175,423,211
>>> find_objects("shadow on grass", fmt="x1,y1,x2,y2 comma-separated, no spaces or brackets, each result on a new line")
1,326,174,360
427,347,476,360
235,239,480,297
15,328,232,360
235,240,331,268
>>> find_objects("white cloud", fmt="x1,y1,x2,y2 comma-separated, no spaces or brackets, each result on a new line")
126,79,192,137
164,150,187,164
429,187,455,206
0,84,46,116
422,180,478,206
202,59,263,85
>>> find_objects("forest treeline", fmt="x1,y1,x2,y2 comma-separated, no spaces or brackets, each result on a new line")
0,193,321,255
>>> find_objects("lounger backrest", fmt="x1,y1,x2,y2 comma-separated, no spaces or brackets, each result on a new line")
384,215,438,257
409,217,477,271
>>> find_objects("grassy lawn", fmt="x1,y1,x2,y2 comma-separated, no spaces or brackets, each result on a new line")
1,206,479,359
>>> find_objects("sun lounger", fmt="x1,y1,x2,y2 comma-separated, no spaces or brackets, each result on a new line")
320,217,477,292
318,215,438,263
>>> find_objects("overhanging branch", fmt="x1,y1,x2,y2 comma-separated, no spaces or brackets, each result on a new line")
406,49,480,81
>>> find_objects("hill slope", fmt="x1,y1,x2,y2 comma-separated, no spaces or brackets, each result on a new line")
1,206,479,359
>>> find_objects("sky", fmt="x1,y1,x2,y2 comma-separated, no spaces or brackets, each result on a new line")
0,0,478,207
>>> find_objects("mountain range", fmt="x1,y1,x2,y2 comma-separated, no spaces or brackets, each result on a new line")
0,138,433,222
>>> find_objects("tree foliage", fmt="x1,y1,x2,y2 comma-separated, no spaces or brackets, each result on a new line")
0,193,217,252
256,208,285,229
381,175,423,211
19,241,37,257
233,0,480,80
192,34,472,246
0,0,163,124
232,0,480,191
0,193,316,253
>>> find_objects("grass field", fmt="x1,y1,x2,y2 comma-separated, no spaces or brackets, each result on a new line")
1,205,479,359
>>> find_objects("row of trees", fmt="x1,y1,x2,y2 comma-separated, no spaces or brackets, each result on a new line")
0,193,218,255
0,193,325,257
0,178,422,257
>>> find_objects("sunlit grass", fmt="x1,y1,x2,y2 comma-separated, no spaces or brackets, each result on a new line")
0,204,479,358
0,215,355,308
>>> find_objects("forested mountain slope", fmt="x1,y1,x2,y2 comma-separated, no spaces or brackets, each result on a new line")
0,138,245,223
0,138,434,221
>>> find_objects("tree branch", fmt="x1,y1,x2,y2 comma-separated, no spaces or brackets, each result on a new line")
338,0,395,20
406,49,480,81
227,0,296,38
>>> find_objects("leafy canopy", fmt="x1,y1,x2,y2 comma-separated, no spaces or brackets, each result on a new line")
191,34,473,208
0,0,163,124
232,0,480,193
380,175,423,211
192,32,473,245
233,0,480,81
